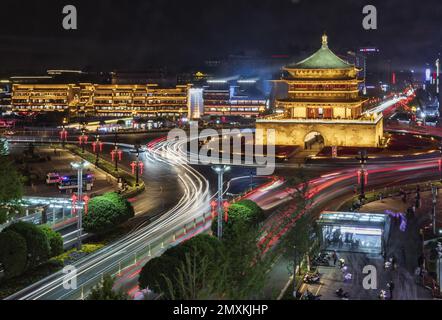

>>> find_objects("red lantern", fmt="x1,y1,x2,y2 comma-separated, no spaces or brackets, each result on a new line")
210,200,217,218
92,141,96,152
118,150,123,161
83,194,90,214
71,193,78,214
130,161,136,174
59,130,67,140
223,201,230,222
357,170,361,184
99,142,103,152
364,171,368,185
138,162,144,175
111,150,115,161
438,159,442,172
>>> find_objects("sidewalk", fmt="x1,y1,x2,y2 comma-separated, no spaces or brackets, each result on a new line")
278,192,435,300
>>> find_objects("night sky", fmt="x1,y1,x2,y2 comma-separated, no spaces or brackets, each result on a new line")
0,0,441,73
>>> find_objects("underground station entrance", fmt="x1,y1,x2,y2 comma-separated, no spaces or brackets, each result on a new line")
317,211,391,255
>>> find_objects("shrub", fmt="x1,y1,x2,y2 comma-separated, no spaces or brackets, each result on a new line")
83,192,134,234
0,231,28,280
211,199,265,239
38,226,64,257
4,221,50,269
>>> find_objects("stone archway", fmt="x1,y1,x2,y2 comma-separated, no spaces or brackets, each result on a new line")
304,131,325,150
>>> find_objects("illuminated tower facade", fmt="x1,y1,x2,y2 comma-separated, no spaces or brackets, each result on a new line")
256,35,384,149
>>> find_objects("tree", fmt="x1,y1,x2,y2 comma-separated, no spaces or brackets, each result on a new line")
39,225,64,257
276,173,314,271
0,230,28,280
283,214,314,273
87,274,128,300
4,221,50,269
164,251,218,300
210,199,273,299
216,222,275,299
138,255,181,299
211,199,265,240
0,139,23,224
139,234,223,299
83,192,134,234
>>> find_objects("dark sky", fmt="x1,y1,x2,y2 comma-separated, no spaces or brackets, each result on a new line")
0,0,441,73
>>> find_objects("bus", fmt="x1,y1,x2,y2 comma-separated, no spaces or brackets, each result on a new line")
57,174,95,192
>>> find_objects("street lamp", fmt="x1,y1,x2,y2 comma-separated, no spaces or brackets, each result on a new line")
131,144,144,187
211,165,230,239
110,129,123,171
59,119,68,149
92,134,103,166
78,127,88,154
71,160,89,250
356,150,368,201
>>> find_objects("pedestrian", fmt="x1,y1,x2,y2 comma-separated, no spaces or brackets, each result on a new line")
387,281,395,300
333,251,338,266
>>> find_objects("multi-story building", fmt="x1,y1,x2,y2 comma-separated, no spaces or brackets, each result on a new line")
203,79,268,117
11,84,78,113
12,83,191,118
256,34,384,149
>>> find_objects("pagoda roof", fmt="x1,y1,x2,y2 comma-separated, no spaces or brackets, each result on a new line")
285,34,354,70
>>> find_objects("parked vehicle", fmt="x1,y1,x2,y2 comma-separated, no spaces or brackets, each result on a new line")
303,271,321,284
336,288,350,299
46,172,61,184
300,290,321,300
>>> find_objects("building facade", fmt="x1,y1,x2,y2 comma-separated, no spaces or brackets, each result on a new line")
12,83,190,118
256,35,384,148
203,80,267,117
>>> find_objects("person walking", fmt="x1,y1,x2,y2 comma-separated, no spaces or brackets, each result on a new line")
332,251,338,266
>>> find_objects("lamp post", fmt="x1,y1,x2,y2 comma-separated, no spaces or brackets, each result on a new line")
59,119,68,149
211,165,230,239
131,144,144,187
92,134,103,166
78,127,88,154
71,160,89,250
110,130,122,171
356,150,368,201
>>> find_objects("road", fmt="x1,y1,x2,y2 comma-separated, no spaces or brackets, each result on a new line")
5,136,213,300
6,123,442,300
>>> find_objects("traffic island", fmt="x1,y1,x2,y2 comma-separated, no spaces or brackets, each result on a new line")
65,144,145,199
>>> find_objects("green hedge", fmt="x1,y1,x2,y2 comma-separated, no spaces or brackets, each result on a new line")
38,225,64,258
211,199,265,239
0,231,28,280
83,192,135,234
4,221,50,270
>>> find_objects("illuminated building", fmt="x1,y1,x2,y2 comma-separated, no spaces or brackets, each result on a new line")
12,83,191,118
188,88,204,119
203,79,267,117
256,35,384,149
